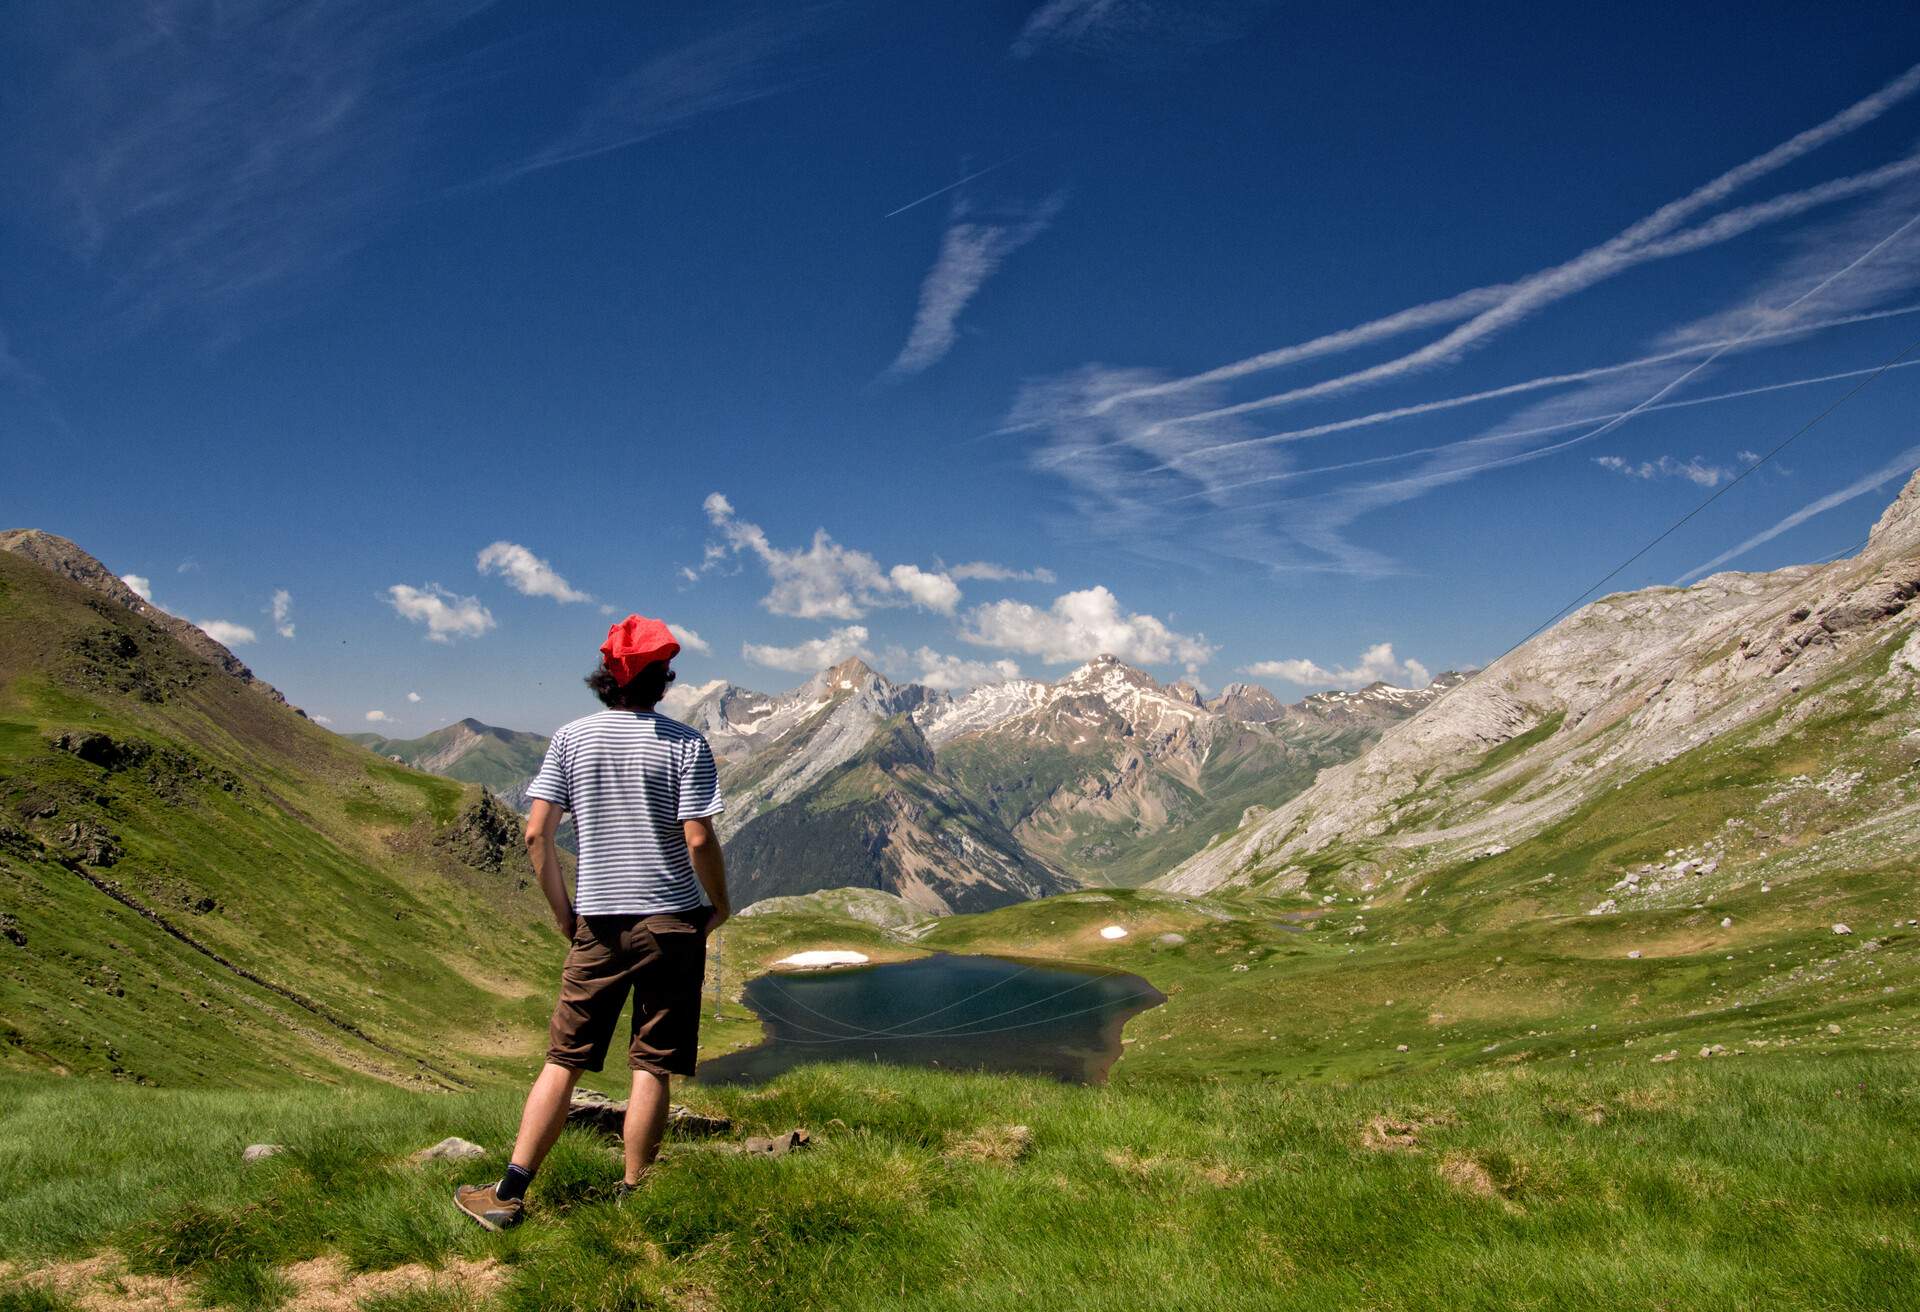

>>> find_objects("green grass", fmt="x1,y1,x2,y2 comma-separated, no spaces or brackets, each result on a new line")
0,550,562,1089
3,1057,1916,1310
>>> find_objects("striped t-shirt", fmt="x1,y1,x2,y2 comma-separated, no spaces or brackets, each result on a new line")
525,710,724,916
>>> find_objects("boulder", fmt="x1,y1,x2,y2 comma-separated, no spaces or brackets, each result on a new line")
565,1092,731,1139
242,1144,284,1162
412,1137,487,1163
711,1128,812,1157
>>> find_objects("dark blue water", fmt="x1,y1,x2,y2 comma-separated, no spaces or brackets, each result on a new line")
696,953,1164,1086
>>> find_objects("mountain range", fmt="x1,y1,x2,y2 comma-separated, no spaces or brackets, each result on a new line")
5,467,1917,1086
341,656,1461,915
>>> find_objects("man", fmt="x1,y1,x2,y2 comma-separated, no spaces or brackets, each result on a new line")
455,613,730,1231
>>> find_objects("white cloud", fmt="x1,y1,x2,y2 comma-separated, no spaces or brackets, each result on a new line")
888,194,1064,375
1593,454,1730,487
949,561,1056,583
311,715,333,725
476,541,592,603
1243,643,1430,691
887,564,961,615
364,709,393,723
668,623,711,654
905,647,1023,691
386,584,496,642
196,619,258,647
743,625,872,673
659,677,725,718
406,691,422,703
702,494,961,619
1737,449,1763,464
123,574,153,602
962,586,1215,667
270,588,294,638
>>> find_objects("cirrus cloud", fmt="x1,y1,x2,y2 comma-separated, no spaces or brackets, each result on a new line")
948,561,1056,583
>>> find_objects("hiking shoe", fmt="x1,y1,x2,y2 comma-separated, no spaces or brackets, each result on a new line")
453,1183,524,1231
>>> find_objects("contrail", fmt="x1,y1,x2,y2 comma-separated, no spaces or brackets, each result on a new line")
1674,441,1920,583
884,152,1031,218
1175,357,1920,503
1090,60,1920,417
1151,151,1920,433
1147,302,1920,469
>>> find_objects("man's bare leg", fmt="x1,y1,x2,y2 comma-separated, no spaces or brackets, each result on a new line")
623,1070,671,1184
509,1061,583,1174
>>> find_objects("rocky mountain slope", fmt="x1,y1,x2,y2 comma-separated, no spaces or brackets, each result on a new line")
1157,469,1920,901
314,651,1452,915
707,660,1068,914
349,718,550,809
0,536,558,1086
937,656,1459,887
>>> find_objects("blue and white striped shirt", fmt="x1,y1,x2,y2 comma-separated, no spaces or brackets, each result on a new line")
525,710,724,916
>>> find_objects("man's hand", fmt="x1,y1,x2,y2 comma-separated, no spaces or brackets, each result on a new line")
683,815,730,935
527,800,574,941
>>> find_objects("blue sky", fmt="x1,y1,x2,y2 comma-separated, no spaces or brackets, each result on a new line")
5,2,1920,734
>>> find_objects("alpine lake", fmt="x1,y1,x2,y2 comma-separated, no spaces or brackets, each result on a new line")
697,953,1165,1086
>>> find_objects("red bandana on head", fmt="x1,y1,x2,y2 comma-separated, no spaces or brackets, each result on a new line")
599,614,680,685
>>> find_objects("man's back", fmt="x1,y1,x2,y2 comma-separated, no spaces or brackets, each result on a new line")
525,709,722,916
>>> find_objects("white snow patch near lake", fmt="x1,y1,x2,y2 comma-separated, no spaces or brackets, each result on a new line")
775,950,871,969
1099,926,1129,940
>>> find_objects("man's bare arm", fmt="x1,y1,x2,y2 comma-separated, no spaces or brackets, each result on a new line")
684,816,730,933
526,799,573,938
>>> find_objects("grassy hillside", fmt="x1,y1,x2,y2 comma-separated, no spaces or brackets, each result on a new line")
0,550,561,1088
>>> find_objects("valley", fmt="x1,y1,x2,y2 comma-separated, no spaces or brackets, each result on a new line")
3,473,1919,1309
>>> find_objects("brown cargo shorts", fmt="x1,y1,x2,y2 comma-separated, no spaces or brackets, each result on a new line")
546,907,712,1077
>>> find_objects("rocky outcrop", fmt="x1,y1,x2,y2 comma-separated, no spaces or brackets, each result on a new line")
435,790,522,872
1155,468,1920,897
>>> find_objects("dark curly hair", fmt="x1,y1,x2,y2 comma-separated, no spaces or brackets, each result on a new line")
585,659,675,710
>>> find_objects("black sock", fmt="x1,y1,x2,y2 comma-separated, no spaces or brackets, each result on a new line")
496,1162,535,1202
